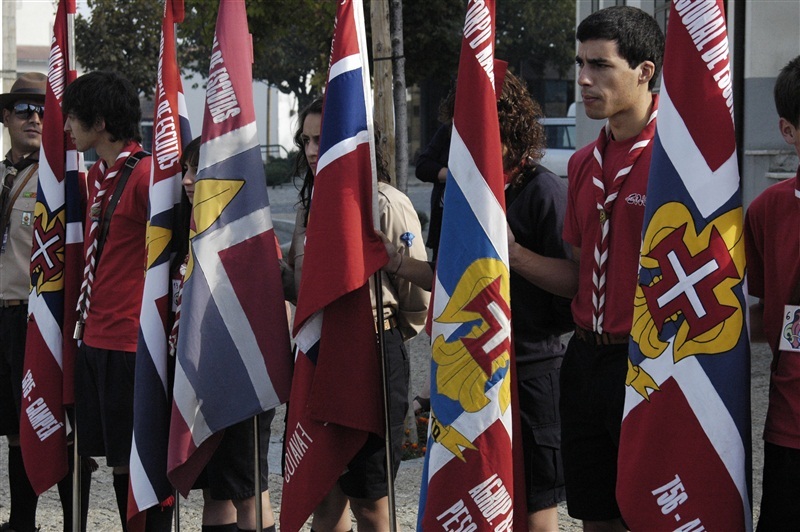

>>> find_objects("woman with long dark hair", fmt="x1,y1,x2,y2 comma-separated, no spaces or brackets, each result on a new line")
284,98,429,531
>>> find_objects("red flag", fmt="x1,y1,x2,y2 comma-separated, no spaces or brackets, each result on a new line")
279,0,388,529
21,0,84,495
417,0,519,529
127,0,189,528
618,1,751,528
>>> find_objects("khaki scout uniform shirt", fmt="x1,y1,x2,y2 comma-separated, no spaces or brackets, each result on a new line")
0,156,38,301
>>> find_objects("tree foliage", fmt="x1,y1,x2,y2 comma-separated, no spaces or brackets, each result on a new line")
178,0,337,109
75,0,163,98
401,1,463,86
496,0,576,77
403,0,576,84
74,0,575,109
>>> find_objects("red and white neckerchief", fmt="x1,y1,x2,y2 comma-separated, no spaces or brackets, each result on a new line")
591,104,658,334
75,148,134,326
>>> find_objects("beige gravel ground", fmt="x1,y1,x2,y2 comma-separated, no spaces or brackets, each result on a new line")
0,183,770,530
0,335,771,531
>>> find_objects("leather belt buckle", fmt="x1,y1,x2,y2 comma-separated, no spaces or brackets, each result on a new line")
574,326,628,346
375,315,398,333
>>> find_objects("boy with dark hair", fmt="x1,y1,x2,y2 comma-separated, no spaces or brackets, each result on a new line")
499,6,664,530
561,8,664,529
745,55,800,530
575,6,664,92
62,71,142,144
63,71,170,531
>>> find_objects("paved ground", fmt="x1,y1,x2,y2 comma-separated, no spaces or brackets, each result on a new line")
0,180,769,530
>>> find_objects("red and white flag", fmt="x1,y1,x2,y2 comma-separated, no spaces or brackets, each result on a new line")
167,0,292,495
417,1,519,530
279,1,388,529
618,1,751,529
127,0,190,528
21,0,84,495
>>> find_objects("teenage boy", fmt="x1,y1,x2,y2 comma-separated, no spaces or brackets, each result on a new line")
745,55,800,531
63,71,170,531
503,7,665,530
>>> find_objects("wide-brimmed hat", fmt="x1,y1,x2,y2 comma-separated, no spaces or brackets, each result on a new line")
0,72,46,110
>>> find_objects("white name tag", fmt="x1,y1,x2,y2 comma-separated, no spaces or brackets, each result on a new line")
779,304,800,352
171,279,181,312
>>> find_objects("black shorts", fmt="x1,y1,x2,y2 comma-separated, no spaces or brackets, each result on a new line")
518,359,566,512
75,344,136,467
559,334,628,521
0,305,28,436
204,409,276,500
757,441,800,530
339,328,409,500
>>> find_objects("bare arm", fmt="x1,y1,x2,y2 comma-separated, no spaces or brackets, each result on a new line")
507,224,579,299
380,231,433,291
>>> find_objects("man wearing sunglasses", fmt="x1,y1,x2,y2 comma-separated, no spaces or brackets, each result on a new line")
0,72,78,532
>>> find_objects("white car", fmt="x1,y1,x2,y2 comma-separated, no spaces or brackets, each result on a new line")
539,116,576,178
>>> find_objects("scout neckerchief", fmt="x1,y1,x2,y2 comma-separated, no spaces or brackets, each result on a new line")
75,147,135,330
591,98,658,334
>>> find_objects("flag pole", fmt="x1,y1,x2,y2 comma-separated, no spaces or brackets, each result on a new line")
365,0,395,525
373,271,397,532
67,6,82,532
253,415,263,532
71,416,81,532
171,16,184,532
173,489,180,532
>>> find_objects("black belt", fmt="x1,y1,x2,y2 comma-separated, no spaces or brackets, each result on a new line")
0,299,26,308
574,326,629,346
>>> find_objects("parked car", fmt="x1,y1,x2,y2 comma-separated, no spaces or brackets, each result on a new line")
539,116,576,178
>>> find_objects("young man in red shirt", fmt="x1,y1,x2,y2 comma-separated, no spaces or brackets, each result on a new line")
745,55,800,530
63,71,170,531
506,6,664,530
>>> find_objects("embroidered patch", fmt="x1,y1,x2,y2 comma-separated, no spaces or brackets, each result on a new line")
625,193,646,207
22,191,36,198
21,212,33,226
779,304,800,352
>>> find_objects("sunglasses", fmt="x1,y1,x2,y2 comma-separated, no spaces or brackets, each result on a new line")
12,102,44,120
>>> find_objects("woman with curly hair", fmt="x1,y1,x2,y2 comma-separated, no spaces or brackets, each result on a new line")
501,71,572,532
